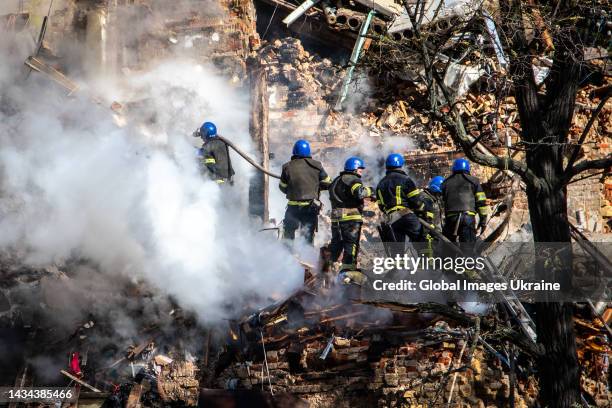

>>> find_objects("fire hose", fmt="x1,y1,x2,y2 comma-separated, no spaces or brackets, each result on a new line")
217,135,281,179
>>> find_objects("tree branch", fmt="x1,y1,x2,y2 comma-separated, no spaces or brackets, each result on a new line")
564,157,612,182
566,170,609,186
398,0,544,190
563,88,611,173
439,108,543,190
428,65,543,190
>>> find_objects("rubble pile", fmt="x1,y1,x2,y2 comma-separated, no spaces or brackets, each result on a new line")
261,38,340,110
261,37,460,160
0,254,213,405
156,359,200,406
1,249,610,407
218,325,540,408
215,278,611,408
258,35,610,231
360,98,455,152
575,315,612,406
570,84,612,230
261,37,610,156
1,0,610,406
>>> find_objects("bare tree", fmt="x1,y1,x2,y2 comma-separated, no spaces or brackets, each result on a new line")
361,0,610,406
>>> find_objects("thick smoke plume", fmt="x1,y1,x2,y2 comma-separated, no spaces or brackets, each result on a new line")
0,31,303,325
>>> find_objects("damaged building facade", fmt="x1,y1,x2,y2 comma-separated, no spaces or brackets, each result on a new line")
10,0,610,232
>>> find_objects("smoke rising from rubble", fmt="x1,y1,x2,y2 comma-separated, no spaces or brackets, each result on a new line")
0,32,303,328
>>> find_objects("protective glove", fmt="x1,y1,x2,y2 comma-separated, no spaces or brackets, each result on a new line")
364,187,376,201
425,213,434,225
478,216,488,235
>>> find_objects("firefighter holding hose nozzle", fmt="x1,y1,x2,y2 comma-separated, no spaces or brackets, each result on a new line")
194,121,235,184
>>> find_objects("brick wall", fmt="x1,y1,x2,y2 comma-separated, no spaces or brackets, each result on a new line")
567,174,605,233
216,328,543,408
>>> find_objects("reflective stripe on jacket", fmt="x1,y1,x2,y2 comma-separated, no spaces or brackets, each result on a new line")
329,171,372,222
375,169,426,215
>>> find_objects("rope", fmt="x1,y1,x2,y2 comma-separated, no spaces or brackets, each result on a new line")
259,329,274,395
446,339,468,407
504,128,510,171
46,0,55,17
262,2,279,40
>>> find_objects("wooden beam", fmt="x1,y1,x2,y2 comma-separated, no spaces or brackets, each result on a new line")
247,56,270,222
60,370,102,393
126,384,143,408
24,56,79,94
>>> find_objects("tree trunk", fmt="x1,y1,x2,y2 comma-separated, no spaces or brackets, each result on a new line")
525,145,580,407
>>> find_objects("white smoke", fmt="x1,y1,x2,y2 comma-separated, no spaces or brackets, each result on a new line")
0,1,24,14
0,32,303,324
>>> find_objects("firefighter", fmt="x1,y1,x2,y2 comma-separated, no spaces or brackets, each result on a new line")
279,139,332,244
376,153,429,244
441,158,489,243
195,121,235,184
328,156,374,273
422,175,445,231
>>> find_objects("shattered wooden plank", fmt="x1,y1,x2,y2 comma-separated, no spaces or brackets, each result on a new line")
127,340,154,361
126,384,143,408
320,310,366,324
258,0,320,16
24,56,79,94
60,370,102,392
355,300,475,325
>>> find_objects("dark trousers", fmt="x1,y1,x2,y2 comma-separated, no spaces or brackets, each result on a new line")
391,213,424,243
380,213,427,260
283,204,318,244
443,213,477,243
330,221,362,271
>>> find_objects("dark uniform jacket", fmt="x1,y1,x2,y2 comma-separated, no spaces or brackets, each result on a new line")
329,171,372,222
200,138,234,181
422,189,444,230
441,173,488,217
375,169,427,216
279,157,332,202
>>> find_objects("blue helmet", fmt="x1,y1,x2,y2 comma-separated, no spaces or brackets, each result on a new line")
292,139,311,157
428,176,445,193
385,153,405,169
344,156,365,171
200,121,217,138
452,158,470,173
